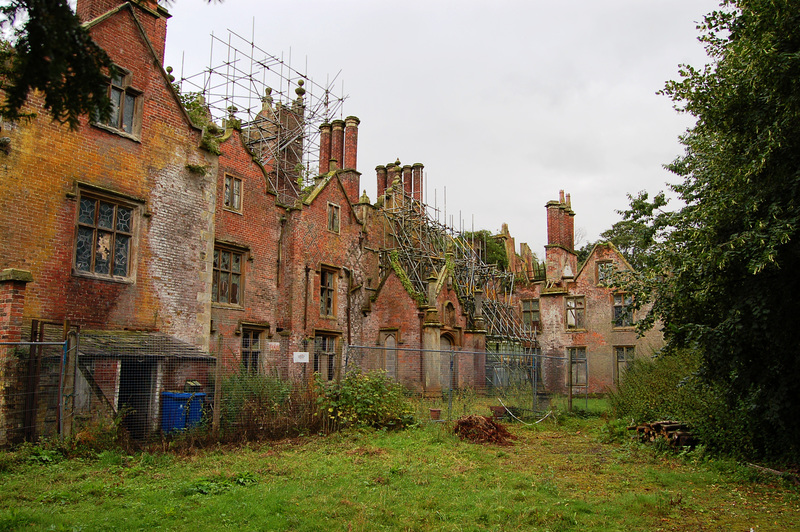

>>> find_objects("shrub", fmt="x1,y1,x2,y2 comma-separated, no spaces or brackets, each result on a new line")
220,372,296,440
315,370,415,430
608,349,786,461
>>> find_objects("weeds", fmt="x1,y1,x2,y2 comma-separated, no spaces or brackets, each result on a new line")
315,369,415,430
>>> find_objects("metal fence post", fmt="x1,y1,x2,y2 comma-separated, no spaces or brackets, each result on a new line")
447,350,453,420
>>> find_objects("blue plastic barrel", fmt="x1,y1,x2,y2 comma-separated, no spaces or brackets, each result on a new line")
161,391,206,433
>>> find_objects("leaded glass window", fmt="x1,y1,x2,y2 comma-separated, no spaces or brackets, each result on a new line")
212,247,243,305
75,195,133,278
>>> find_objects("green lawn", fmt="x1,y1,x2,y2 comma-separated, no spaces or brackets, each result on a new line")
1,415,797,531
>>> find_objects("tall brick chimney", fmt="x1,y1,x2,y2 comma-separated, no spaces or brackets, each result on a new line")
546,190,575,251
318,122,332,175
343,116,359,170
402,165,413,196
330,119,345,172
411,163,424,202
376,165,388,198
77,0,171,64
387,161,401,192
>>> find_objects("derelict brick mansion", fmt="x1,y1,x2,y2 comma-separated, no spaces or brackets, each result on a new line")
0,0,661,442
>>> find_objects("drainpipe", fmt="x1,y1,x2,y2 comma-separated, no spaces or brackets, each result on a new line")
277,215,287,287
345,268,352,346
303,264,310,335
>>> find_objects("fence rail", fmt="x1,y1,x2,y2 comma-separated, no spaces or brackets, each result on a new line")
1,333,584,446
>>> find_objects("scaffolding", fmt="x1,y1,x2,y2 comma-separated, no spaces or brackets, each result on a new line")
377,185,537,351
173,28,347,205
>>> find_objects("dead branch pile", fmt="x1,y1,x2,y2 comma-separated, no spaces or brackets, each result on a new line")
453,415,515,445
628,420,696,448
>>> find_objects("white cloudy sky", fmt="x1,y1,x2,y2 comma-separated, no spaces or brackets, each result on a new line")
162,0,721,257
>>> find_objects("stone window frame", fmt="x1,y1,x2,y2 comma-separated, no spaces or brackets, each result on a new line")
613,293,634,328
241,327,265,373
567,346,588,386
223,174,243,213
327,202,340,234
212,243,247,307
314,333,340,381
565,296,585,330
319,265,338,318
379,328,400,380
72,186,140,284
93,67,143,140
596,260,614,286
614,345,635,384
521,298,540,331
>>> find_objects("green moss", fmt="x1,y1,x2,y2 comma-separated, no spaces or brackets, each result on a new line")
389,251,427,305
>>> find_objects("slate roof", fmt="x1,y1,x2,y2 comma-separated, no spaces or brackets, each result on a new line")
79,331,214,360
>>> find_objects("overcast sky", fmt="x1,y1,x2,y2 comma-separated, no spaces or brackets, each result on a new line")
162,0,721,257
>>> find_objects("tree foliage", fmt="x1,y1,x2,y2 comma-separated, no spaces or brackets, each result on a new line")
461,230,509,270
0,0,221,129
0,0,114,129
599,191,670,271
625,0,800,461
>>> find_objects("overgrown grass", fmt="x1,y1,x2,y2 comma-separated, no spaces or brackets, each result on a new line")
2,415,796,531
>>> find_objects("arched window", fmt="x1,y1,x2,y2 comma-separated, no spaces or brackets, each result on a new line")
445,302,456,327
383,334,397,380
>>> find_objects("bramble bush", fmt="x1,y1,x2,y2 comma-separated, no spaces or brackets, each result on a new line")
315,370,415,430
608,349,773,460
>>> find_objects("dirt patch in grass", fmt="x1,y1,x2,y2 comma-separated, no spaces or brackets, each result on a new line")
453,415,516,445
346,446,387,457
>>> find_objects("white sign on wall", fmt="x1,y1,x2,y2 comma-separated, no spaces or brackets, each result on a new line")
293,351,309,363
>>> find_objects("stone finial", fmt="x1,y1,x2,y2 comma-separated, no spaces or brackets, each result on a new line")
262,87,274,112
295,79,306,99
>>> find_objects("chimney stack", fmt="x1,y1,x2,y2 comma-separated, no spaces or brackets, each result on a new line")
330,119,345,173
376,166,388,198
318,122,332,175
546,190,575,251
412,163,424,202
343,116,359,170
402,165,413,196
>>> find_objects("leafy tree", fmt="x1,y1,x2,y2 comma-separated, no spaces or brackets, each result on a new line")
599,191,670,271
0,0,115,129
575,240,596,269
462,230,508,270
626,0,800,461
0,0,220,129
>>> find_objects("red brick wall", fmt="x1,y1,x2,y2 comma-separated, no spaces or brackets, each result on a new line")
211,130,280,358
366,274,423,391
0,6,214,347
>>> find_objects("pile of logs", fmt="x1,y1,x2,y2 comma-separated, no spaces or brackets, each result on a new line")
628,420,697,448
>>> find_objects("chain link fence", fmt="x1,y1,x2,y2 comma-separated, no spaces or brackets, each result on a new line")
2,331,581,446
